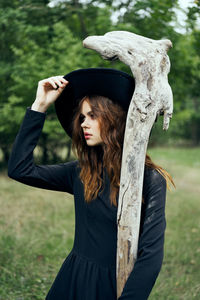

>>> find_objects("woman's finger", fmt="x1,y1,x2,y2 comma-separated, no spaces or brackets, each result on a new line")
53,76,68,85
38,76,68,91
39,78,56,89
46,78,58,89
59,77,69,84
51,77,65,89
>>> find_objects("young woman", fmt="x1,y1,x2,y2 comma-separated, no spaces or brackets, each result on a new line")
8,68,175,300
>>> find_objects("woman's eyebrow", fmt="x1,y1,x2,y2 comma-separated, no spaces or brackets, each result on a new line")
80,111,93,117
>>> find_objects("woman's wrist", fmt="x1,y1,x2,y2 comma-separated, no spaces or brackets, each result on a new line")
31,100,48,113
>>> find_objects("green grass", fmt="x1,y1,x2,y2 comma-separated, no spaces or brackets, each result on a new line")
0,147,200,300
0,177,74,300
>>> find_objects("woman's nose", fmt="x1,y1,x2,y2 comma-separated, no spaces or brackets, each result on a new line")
81,119,90,128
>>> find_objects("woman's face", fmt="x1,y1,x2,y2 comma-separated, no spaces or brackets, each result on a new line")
80,99,103,147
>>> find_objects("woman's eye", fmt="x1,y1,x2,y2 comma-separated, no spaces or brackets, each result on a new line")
90,113,95,119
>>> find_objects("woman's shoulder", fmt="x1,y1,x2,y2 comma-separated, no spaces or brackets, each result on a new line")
64,160,79,167
142,166,167,207
59,160,81,183
143,165,166,189
63,160,80,172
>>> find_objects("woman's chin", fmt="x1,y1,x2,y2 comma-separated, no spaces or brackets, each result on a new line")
86,140,103,147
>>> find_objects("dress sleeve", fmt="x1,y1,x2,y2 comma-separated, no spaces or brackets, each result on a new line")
8,107,77,194
118,168,167,300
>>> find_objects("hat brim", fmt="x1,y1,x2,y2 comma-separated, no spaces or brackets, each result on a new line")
55,68,135,138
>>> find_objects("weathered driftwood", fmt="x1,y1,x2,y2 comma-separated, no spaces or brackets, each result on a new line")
83,31,173,298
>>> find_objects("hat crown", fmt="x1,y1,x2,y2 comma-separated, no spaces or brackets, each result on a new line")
55,68,135,137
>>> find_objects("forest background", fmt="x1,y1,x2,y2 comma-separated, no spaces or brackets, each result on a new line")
0,0,200,166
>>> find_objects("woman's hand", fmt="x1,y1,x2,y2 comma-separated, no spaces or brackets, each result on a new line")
31,75,69,113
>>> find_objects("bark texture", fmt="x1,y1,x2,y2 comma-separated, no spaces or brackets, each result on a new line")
83,30,173,298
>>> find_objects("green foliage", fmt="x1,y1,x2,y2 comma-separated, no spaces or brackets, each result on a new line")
114,0,179,38
0,0,200,165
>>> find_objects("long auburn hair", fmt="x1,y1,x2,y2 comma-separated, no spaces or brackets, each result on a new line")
72,95,175,207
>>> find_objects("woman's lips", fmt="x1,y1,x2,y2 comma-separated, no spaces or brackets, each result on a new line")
84,134,92,139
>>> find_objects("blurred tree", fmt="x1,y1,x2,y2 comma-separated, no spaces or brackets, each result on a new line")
109,0,179,37
1,22,84,164
49,0,114,38
111,0,200,146
0,1,113,165
1,0,200,167
185,2,200,145
0,2,28,163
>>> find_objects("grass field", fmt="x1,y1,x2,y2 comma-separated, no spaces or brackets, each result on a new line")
0,147,200,300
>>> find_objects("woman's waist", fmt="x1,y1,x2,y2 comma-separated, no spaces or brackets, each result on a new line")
71,246,117,269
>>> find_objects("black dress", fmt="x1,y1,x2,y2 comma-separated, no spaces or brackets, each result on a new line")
8,108,167,300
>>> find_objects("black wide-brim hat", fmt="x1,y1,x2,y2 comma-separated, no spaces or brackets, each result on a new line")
55,68,135,138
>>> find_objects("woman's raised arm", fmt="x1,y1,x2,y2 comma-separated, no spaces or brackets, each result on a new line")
7,76,77,194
